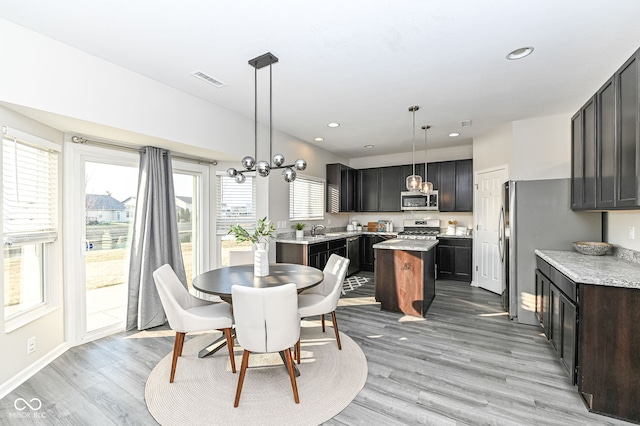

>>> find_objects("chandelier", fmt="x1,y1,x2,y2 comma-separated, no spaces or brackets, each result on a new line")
405,105,422,191
227,52,307,184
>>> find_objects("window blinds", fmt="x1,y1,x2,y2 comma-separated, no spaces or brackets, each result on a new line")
2,132,59,246
216,174,256,235
289,175,325,220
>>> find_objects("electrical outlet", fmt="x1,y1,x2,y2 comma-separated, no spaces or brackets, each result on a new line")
27,336,36,355
629,226,636,240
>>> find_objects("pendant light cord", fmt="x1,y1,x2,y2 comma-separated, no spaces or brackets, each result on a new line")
412,108,416,176
254,66,258,160
269,62,273,164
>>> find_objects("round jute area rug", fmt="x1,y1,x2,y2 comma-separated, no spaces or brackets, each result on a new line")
145,321,368,426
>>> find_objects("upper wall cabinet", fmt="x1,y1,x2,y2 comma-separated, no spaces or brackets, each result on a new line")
427,159,473,212
572,47,640,210
360,161,472,213
326,163,357,213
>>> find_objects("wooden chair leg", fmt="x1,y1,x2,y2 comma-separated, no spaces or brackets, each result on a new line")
234,350,250,407
331,311,342,350
170,332,186,383
223,328,236,373
284,348,300,404
321,314,325,332
296,339,301,364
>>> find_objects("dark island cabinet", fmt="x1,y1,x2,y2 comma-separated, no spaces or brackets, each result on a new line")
276,239,346,271
360,234,396,272
326,163,357,213
436,237,472,282
572,47,640,210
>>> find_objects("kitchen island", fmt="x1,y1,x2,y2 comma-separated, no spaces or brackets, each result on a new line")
372,238,438,317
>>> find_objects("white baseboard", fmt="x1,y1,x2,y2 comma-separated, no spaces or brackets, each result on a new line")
0,343,68,400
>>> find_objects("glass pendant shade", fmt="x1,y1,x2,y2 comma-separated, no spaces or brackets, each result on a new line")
421,181,433,194
406,174,422,191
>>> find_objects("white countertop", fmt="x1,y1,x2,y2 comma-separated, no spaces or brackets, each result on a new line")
535,249,640,289
276,231,397,245
372,238,439,252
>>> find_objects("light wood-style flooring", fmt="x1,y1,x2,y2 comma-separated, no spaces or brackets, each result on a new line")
1,275,633,425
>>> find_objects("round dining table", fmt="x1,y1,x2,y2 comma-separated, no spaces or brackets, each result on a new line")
192,263,324,365
192,263,324,303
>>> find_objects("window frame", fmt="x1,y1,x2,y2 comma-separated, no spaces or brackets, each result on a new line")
289,174,325,221
2,126,61,332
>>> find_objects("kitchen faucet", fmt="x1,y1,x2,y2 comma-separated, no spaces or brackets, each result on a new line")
311,224,326,236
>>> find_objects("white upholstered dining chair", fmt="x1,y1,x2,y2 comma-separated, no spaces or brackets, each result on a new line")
297,254,350,358
152,264,236,383
231,283,301,407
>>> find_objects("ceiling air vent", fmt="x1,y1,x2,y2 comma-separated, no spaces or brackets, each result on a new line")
460,120,472,128
191,70,226,88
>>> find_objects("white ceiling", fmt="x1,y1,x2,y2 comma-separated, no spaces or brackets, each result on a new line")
2,0,640,159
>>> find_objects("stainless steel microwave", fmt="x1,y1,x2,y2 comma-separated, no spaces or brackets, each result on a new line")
400,190,439,211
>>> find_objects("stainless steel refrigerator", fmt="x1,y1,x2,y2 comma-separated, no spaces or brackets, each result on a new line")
499,179,602,326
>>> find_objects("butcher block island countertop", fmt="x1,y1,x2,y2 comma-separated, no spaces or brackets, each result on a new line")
372,239,438,317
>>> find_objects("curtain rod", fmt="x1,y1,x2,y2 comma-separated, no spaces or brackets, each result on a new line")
70,135,218,165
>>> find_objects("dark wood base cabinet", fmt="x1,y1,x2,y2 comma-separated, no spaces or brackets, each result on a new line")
374,248,435,317
578,284,640,424
536,255,640,424
276,239,346,271
436,237,472,282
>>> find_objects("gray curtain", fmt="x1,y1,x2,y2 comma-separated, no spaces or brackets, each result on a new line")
126,146,186,331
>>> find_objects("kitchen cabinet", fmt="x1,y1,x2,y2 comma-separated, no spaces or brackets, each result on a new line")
596,78,616,208
535,257,578,384
374,246,436,317
572,96,597,210
615,51,640,208
436,237,472,282
360,234,396,271
276,238,346,271
427,160,473,212
379,166,403,212
326,163,357,212
357,168,379,212
572,47,640,210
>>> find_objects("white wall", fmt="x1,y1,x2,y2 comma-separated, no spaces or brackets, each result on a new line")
0,18,251,162
607,211,640,251
349,145,472,169
472,123,513,175
511,114,573,180
0,105,66,390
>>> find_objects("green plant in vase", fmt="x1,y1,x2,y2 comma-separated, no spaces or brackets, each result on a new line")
293,222,306,238
228,217,276,248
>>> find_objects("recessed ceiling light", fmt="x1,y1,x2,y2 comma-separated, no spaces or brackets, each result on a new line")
364,144,374,149
327,122,340,128
449,132,460,137
314,137,324,142
506,46,534,60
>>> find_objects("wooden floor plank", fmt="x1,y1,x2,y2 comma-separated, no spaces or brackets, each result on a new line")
0,274,634,425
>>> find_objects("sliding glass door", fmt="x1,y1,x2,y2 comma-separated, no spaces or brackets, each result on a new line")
65,142,210,344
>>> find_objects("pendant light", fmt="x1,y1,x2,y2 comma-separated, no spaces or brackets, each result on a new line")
420,125,433,194
226,52,307,184
405,105,422,191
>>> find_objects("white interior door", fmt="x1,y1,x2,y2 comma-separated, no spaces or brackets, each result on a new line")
474,166,507,294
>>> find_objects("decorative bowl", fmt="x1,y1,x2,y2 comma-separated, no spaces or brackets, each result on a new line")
572,241,613,256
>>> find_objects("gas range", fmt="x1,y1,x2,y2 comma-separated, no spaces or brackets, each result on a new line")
397,219,441,240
